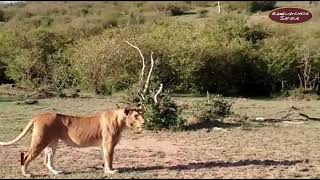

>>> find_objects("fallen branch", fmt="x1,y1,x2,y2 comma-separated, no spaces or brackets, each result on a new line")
252,117,305,123
282,121,305,124
253,106,320,123
298,113,320,121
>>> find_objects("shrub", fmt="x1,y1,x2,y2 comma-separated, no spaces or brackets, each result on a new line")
144,91,186,131
68,28,142,93
249,1,277,13
223,1,276,13
101,17,119,28
224,1,251,13
4,28,75,89
26,16,53,27
123,81,186,131
50,50,81,91
165,3,190,16
126,9,145,26
257,35,301,92
1,3,318,98
0,61,11,84
168,5,184,16
51,17,106,41
0,30,16,84
0,9,5,22
79,8,89,17
194,94,234,123
198,9,209,18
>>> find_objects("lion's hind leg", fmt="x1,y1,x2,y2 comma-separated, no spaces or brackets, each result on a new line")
21,137,49,177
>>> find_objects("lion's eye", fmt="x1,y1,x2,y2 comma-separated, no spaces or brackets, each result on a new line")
135,114,138,118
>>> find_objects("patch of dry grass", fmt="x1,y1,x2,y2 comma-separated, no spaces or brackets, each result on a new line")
1,94,320,178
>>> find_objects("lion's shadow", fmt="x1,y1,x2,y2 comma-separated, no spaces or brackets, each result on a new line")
82,159,306,173
119,159,305,172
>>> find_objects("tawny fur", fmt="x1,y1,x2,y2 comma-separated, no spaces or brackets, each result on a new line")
0,108,145,177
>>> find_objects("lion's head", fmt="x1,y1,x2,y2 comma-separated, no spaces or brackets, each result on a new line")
123,107,145,131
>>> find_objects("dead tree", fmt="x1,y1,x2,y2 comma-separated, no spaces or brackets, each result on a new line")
298,50,319,92
125,41,163,109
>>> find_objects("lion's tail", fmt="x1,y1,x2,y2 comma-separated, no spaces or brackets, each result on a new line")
0,119,34,146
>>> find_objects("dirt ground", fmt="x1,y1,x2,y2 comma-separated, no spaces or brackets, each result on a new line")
1,95,320,179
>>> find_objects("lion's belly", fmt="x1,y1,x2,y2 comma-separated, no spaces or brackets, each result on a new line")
61,129,102,147
61,137,102,147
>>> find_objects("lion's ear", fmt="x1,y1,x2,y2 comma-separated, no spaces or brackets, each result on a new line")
124,108,131,116
137,106,145,114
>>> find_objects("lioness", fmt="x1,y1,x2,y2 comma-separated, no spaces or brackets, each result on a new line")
0,107,145,177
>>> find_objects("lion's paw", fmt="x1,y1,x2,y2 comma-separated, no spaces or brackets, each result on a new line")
105,169,118,174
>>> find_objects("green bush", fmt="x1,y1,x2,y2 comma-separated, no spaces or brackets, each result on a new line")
79,8,89,17
198,9,209,18
123,81,186,131
249,1,277,13
50,50,80,91
144,91,186,131
68,28,142,93
0,9,5,22
224,1,276,13
101,16,119,28
224,1,251,13
105,17,122,28
126,9,145,26
56,18,105,40
257,35,301,92
194,94,234,123
0,30,16,84
0,61,12,84
168,5,185,16
165,3,190,16
25,16,54,28
0,2,319,98
4,28,76,89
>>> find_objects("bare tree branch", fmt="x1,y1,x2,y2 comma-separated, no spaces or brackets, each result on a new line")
138,92,145,101
143,52,154,95
298,74,303,88
154,83,163,104
125,41,163,109
125,41,145,86
298,50,319,92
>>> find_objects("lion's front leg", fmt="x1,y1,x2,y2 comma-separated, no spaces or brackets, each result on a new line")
44,140,63,175
102,140,117,174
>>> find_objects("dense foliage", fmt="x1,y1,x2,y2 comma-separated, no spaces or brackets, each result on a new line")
0,1,319,97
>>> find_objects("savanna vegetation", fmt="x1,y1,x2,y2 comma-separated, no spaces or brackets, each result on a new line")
0,1,319,130
1,2,320,178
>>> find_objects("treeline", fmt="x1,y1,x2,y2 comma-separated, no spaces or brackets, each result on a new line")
0,1,319,97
